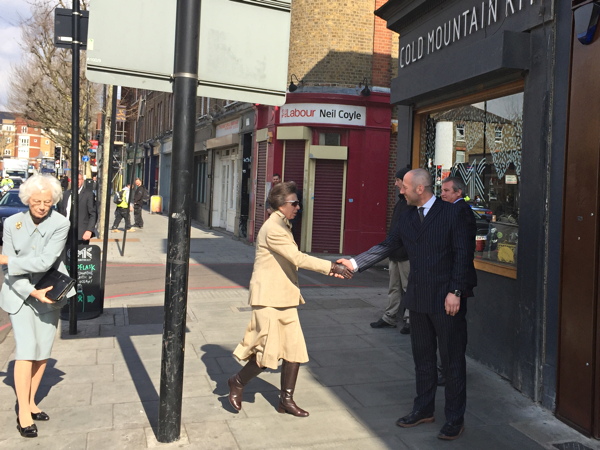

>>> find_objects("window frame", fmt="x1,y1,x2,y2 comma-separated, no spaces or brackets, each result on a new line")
411,80,524,279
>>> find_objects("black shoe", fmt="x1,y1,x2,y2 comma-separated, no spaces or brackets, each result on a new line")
370,318,396,328
437,420,464,440
31,411,49,421
399,323,410,334
17,419,38,438
396,410,435,428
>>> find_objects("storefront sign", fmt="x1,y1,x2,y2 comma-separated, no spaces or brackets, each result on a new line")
216,118,240,137
399,0,537,69
280,103,366,126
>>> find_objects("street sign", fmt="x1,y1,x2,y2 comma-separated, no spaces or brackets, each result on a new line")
82,155,90,162
85,0,292,106
54,8,89,49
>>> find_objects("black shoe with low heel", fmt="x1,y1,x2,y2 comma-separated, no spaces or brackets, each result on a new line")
31,411,49,421
16,419,38,438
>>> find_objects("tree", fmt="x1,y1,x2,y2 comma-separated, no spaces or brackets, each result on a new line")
7,0,99,162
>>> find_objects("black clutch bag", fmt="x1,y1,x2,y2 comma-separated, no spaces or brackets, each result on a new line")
34,268,76,302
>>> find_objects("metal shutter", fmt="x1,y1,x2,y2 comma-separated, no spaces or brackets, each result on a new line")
311,159,344,253
254,141,268,237
284,140,305,246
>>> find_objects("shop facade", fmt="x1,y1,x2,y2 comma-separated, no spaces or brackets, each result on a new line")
193,107,254,237
250,91,395,254
377,0,575,430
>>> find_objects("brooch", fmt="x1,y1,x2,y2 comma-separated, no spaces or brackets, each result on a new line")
16,222,22,230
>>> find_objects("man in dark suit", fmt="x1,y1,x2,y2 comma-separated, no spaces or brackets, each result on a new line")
59,172,97,244
338,168,476,440
441,176,477,235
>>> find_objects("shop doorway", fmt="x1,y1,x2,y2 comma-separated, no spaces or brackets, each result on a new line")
253,140,268,238
212,148,238,233
310,159,345,253
557,16,600,437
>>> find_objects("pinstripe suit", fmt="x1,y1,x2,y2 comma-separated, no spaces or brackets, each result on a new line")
354,197,476,423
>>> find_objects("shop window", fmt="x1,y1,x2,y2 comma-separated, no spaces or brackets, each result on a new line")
418,90,523,276
318,132,341,146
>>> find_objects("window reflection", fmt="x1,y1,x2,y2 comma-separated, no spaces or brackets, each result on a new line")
420,92,523,267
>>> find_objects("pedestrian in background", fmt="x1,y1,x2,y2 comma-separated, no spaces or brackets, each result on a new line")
132,178,148,229
228,181,352,417
370,167,412,334
0,175,74,438
58,172,97,244
111,184,134,232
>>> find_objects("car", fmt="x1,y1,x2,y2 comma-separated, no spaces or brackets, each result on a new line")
0,189,29,244
470,204,494,222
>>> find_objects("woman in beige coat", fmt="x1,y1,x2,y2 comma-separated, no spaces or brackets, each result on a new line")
229,181,352,417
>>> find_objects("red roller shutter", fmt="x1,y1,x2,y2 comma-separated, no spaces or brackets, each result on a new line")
254,141,267,237
311,159,344,253
284,140,305,246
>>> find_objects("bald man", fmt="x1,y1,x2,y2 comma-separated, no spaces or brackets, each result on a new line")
338,168,476,440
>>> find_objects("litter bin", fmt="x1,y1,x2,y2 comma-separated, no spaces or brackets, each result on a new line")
151,195,162,214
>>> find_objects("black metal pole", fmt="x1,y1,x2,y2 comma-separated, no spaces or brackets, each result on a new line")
68,0,81,335
157,0,200,442
99,86,118,309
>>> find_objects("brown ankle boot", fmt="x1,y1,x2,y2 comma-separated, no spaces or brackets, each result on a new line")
277,360,309,417
228,356,262,411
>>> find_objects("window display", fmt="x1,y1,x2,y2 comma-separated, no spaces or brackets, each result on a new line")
419,92,523,270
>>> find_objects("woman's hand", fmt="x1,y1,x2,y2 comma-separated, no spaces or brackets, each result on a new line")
0,255,8,265
330,262,353,279
30,286,55,304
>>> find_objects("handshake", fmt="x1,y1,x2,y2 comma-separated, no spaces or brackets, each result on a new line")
329,261,354,279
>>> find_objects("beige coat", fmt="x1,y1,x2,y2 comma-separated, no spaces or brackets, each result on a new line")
248,210,331,307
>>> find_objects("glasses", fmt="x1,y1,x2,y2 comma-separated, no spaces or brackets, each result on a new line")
285,201,301,207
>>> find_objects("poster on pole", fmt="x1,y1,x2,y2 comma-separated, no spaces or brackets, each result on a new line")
85,0,292,106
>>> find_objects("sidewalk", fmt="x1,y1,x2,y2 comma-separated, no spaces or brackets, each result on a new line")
0,210,598,449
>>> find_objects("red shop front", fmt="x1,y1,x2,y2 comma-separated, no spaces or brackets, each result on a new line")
249,92,394,256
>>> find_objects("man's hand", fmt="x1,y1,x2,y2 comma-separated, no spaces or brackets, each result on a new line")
82,230,92,241
444,292,461,316
31,286,55,304
336,258,354,272
330,262,353,279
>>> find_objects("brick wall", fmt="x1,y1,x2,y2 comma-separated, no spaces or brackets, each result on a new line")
289,0,380,87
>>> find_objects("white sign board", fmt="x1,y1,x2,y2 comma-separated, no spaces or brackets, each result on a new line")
280,103,367,126
85,0,292,106
216,119,241,138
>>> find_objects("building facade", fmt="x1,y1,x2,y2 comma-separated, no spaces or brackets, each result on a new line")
121,0,399,247
0,112,56,175
248,0,399,252
377,0,600,439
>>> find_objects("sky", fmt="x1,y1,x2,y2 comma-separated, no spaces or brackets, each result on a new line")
0,0,32,111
